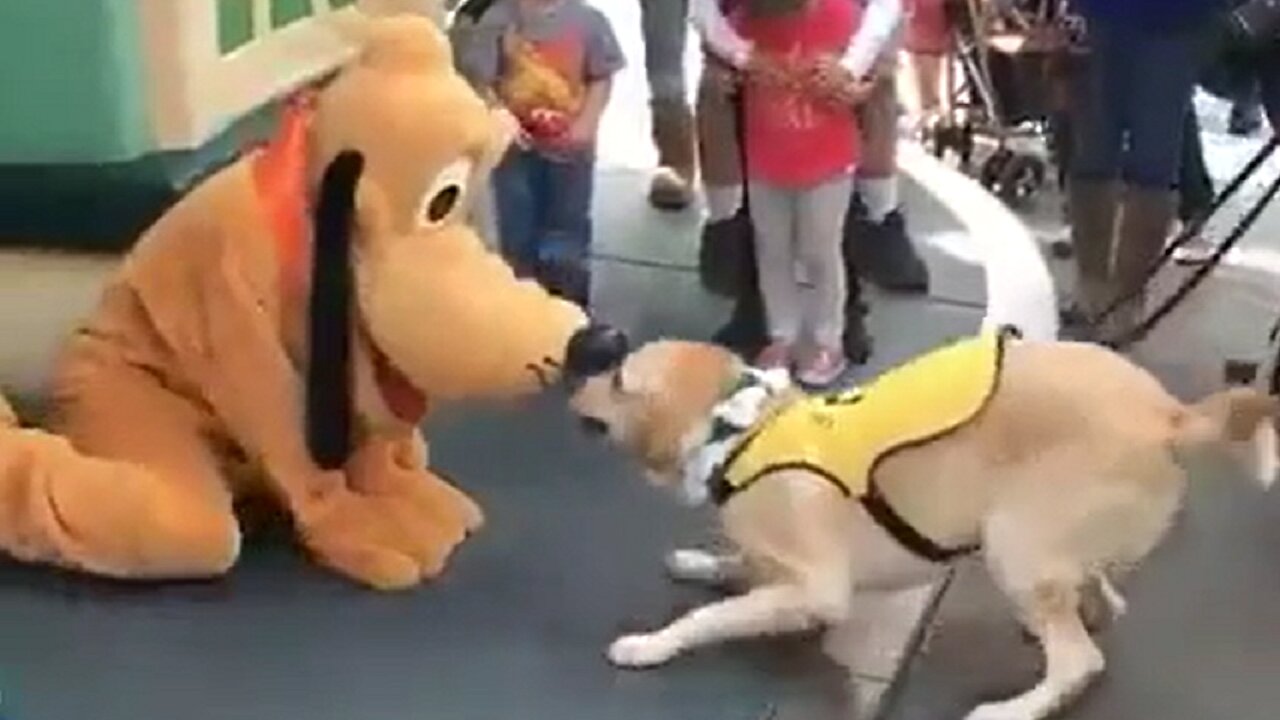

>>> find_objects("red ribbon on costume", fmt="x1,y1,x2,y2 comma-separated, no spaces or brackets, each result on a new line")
252,91,318,302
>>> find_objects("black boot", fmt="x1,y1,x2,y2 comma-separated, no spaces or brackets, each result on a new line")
1228,93,1264,137
844,196,930,294
698,210,757,299
713,286,768,357
842,275,872,365
536,256,591,309
841,218,873,365
710,223,768,356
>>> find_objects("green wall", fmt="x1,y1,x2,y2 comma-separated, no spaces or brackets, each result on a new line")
0,0,150,165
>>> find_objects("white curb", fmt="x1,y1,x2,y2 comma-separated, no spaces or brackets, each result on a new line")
899,142,1060,342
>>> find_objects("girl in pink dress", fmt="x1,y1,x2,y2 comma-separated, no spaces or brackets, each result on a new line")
732,0,869,386
901,0,953,130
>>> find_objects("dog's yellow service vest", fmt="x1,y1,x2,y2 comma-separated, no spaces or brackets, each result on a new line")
715,329,1009,503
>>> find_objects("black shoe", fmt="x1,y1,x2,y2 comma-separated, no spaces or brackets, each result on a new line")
845,201,931,294
841,264,872,364
1229,101,1264,137
537,257,590,308
712,290,768,357
842,309,873,365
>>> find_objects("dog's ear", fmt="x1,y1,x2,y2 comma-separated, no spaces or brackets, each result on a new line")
306,149,364,470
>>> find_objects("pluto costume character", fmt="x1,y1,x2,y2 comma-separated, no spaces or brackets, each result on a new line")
0,17,595,590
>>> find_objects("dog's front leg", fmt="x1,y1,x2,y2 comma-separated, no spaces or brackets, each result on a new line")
608,582,848,668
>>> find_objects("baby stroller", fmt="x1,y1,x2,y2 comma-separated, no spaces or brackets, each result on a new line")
922,0,1082,207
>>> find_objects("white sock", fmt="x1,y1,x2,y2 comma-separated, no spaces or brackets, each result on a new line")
705,185,743,222
857,176,897,223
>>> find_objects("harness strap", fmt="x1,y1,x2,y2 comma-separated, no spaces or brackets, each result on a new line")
859,481,978,563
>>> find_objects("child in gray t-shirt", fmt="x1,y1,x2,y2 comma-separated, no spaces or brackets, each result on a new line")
454,0,625,307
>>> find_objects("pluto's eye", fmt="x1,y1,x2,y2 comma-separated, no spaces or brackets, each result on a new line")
417,158,472,228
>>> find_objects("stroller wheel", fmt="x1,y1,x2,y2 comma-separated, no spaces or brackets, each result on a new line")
958,123,977,169
979,149,1013,190
996,154,1047,206
921,123,944,157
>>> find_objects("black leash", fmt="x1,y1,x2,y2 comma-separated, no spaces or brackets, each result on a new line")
1085,135,1280,350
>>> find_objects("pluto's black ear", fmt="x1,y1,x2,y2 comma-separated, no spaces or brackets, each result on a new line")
306,150,364,470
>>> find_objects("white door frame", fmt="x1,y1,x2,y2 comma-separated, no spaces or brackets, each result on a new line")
135,0,364,152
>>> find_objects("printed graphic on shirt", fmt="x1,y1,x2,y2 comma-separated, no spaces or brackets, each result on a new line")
756,46,823,131
733,0,861,186
498,30,586,140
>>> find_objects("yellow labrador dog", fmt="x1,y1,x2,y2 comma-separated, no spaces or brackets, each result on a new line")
564,329,1278,720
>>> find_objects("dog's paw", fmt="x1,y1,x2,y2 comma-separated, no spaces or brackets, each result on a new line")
607,633,679,668
1095,573,1128,619
665,549,727,584
964,700,1036,720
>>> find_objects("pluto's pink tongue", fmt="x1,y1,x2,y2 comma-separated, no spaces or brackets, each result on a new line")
373,349,428,423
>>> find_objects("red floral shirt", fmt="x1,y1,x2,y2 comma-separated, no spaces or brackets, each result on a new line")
734,0,861,187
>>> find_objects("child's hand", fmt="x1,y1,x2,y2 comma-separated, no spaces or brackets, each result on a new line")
807,55,874,107
744,53,792,90
539,114,596,154
563,114,598,149
703,55,741,96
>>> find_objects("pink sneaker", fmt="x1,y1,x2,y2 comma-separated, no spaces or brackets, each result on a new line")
796,346,848,387
754,341,792,371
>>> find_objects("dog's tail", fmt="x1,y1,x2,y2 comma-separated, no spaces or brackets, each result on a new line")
1171,387,1280,489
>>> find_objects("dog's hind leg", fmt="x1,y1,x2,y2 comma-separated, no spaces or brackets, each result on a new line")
968,512,1106,720
1092,570,1127,619
967,580,1105,720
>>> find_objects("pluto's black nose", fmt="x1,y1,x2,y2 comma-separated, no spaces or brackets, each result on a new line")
564,323,630,383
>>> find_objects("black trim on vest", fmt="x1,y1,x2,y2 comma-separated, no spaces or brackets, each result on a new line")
859,482,978,562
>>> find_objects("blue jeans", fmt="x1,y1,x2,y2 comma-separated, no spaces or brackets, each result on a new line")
1070,16,1211,190
491,146,594,302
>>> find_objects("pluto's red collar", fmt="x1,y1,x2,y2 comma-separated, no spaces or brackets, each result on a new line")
251,95,428,426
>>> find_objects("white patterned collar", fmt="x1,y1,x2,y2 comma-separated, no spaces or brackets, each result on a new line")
677,366,794,506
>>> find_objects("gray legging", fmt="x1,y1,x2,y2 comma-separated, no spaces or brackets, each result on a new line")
748,175,854,348
640,0,691,103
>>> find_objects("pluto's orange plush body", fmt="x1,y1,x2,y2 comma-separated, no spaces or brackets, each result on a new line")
0,16,588,590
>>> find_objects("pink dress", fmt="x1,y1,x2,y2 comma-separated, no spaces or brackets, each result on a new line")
904,0,953,55
733,0,861,187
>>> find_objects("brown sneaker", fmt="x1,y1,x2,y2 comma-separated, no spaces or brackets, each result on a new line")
648,99,697,211
796,346,848,387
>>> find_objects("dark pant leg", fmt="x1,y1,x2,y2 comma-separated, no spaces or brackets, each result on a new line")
1257,43,1280,129
639,0,689,104
1178,107,1215,222
538,152,596,306
1120,23,1208,190
491,148,542,276
1068,21,1125,183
